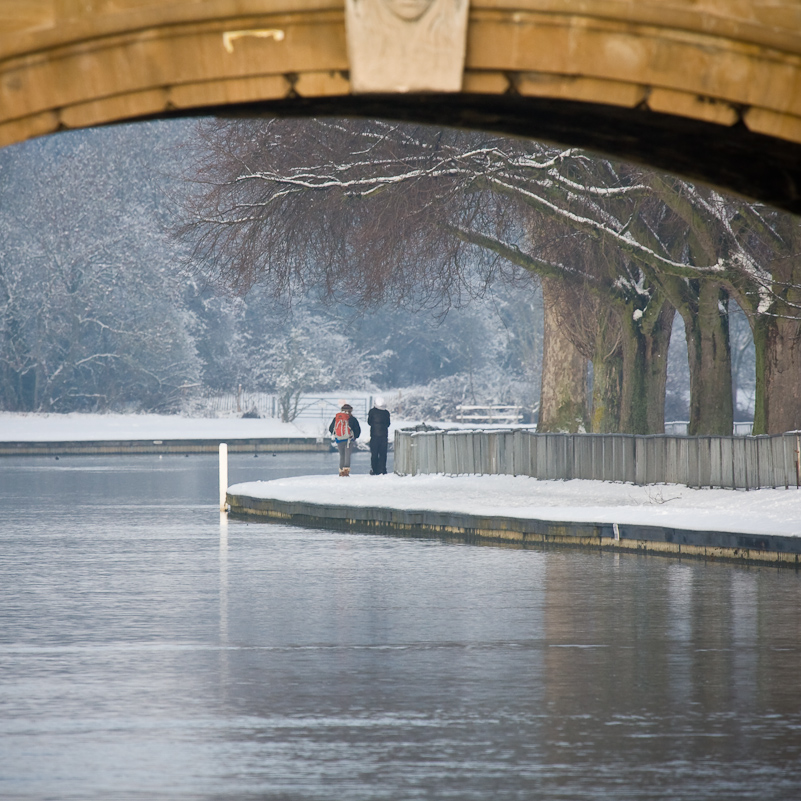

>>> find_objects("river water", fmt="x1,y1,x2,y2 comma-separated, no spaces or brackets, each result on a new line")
2,452,801,800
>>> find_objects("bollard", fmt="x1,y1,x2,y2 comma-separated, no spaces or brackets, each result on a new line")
219,442,228,512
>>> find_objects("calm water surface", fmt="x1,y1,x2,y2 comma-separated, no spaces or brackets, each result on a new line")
2,452,801,800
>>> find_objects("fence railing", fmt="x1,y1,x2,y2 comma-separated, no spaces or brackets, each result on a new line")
394,429,801,490
292,396,370,420
189,392,371,421
456,405,523,424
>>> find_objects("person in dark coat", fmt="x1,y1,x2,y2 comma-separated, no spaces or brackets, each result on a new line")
367,396,391,475
329,402,361,476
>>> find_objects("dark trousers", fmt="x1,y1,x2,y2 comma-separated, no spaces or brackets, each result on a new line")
370,437,388,474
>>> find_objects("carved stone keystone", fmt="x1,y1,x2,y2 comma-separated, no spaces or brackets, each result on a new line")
345,0,470,93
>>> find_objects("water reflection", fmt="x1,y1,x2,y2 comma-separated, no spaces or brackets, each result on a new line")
219,511,230,700
1,454,800,799
219,510,229,643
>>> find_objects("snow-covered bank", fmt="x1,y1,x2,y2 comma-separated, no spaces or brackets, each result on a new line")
228,473,801,538
0,412,330,442
0,412,492,446
6,412,799,538
0,411,424,442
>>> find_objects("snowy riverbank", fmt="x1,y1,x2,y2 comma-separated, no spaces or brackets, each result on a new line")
0,411,515,443
228,473,801,538
5,412,800,539
0,412,331,442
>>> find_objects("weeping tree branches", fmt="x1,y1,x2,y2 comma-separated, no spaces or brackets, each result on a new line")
177,117,801,434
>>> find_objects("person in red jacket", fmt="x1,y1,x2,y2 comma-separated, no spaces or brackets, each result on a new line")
329,402,361,476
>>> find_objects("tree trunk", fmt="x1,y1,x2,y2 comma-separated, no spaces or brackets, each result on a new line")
589,310,623,433
590,351,623,433
537,277,589,433
752,314,801,434
683,282,734,436
619,302,674,434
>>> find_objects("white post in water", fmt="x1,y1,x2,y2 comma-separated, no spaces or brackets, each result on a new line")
219,443,228,512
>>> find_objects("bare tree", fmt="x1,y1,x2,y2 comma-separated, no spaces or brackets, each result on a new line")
177,119,650,432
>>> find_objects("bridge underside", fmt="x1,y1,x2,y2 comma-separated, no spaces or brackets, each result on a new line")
2,1,801,212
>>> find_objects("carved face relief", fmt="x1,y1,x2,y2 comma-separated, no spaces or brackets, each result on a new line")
346,0,469,92
381,0,436,22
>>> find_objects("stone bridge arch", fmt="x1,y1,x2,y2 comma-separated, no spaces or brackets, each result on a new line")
1,1,801,211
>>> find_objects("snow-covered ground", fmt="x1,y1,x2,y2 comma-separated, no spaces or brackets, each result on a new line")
229,473,801,538
0,412,325,441
0,412,405,442
0,411,513,442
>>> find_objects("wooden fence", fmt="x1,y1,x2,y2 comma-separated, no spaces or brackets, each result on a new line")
394,429,801,490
